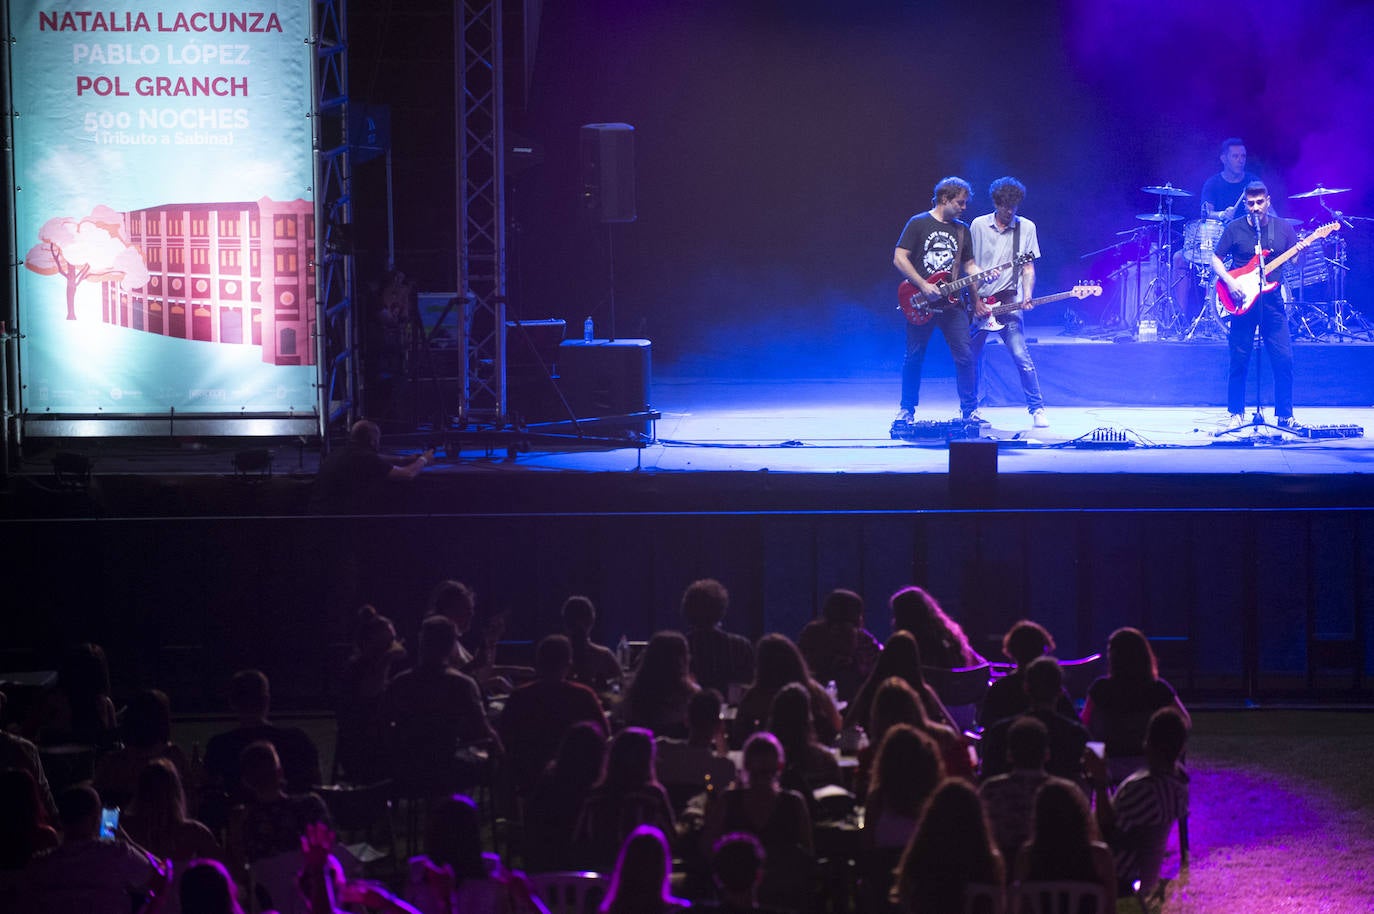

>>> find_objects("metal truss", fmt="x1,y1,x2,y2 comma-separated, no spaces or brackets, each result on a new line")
314,0,358,439
456,0,508,425
1,0,17,469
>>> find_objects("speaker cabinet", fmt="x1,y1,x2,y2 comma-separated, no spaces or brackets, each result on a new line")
507,319,567,423
559,339,652,435
580,123,637,223
948,440,998,508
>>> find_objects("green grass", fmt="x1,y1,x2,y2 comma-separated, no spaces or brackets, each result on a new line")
1161,710,1374,913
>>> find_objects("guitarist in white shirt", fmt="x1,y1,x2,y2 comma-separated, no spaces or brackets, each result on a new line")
1210,181,1301,431
892,176,999,424
968,177,1049,429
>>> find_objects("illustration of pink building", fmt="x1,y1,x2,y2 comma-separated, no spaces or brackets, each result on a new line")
101,197,316,366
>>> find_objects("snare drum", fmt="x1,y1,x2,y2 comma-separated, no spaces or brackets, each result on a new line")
1183,218,1225,264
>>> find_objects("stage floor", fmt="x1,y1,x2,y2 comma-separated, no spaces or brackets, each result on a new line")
495,377,1374,476
6,375,1374,517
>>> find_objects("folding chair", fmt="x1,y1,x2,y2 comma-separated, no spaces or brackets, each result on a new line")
1012,879,1110,914
923,663,993,734
529,871,608,914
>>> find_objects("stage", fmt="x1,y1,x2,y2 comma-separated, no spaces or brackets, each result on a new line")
6,364,1374,512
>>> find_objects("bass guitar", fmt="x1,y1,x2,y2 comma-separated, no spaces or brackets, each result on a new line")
972,282,1103,333
1216,222,1339,316
898,251,1036,325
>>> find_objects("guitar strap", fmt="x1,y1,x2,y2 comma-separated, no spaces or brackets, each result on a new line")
1011,218,1022,306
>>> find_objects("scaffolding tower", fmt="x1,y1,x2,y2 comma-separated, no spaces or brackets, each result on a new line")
314,0,359,438
455,0,509,426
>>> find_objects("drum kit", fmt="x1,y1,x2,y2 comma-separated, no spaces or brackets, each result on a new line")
1095,181,1369,341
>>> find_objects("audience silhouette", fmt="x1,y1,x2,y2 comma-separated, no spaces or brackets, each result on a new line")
894,779,1004,914
621,631,699,739
560,596,623,695
681,579,755,696
0,592,1207,914
572,727,675,872
797,589,881,706
732,634,841,750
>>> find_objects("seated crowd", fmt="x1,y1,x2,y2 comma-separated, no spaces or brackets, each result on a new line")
0,577,1191,914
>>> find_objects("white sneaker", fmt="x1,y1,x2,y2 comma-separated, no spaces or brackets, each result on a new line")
963,409,986,423
1226,413,1245,430
1276,415,1306,433
895,407,914,423
1031,408,1049,428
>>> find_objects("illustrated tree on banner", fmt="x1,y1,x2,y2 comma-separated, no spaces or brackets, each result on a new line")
25,206,150,320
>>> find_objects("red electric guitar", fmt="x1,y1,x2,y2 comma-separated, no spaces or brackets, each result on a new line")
972,282,1103,333
1216,222,1339,316
897,251,1036,325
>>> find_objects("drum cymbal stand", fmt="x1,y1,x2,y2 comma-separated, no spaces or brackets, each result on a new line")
1320,216,1370,340
1138,195,1183,337
1287,288,1329,341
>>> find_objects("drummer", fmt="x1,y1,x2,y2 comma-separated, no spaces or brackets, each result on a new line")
1200,137,1265,222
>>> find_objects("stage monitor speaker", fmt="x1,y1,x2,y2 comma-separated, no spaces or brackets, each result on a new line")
949,439,998,508
559,339,652,436
580,123,637,223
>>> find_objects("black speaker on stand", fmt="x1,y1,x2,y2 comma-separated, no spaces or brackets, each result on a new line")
580,123,637,224
580,123,636,342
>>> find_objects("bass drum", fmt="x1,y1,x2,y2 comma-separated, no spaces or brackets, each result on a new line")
1183,218,1226,265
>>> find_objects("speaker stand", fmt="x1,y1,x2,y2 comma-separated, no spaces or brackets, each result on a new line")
605,223,618,341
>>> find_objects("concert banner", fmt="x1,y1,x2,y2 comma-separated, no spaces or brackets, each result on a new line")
9,1,318,417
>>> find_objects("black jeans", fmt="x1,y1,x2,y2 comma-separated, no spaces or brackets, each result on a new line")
902,306,977,415
1227,292,1293,417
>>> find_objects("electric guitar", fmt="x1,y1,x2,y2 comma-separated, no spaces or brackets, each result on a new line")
1216,222,1339,316
898,251,1036,325
972,282,1103,333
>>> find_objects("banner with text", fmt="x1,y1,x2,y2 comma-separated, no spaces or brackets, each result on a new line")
10,1,318,416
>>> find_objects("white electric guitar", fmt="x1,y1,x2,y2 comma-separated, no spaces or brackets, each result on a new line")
972,282,1103,333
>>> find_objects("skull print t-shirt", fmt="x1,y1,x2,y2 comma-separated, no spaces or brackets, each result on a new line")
896,213,972,281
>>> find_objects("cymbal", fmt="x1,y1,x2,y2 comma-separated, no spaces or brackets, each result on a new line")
1136,213,1184,222
1290,184,1350,199
1142,184,1192,197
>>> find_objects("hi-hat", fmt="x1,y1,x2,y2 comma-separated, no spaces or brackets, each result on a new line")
1142,184,1192,197
1137,213,1184,222
1290,184,1350,199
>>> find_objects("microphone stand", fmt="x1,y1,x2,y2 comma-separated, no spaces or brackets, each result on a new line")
1247,212,1271,429
1241,212,1300,436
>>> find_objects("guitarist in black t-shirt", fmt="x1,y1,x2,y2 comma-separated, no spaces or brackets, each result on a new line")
892,176,998,423
1210,181,1302,431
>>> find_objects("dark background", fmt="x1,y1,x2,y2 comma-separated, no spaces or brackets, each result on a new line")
347,0,1374,380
